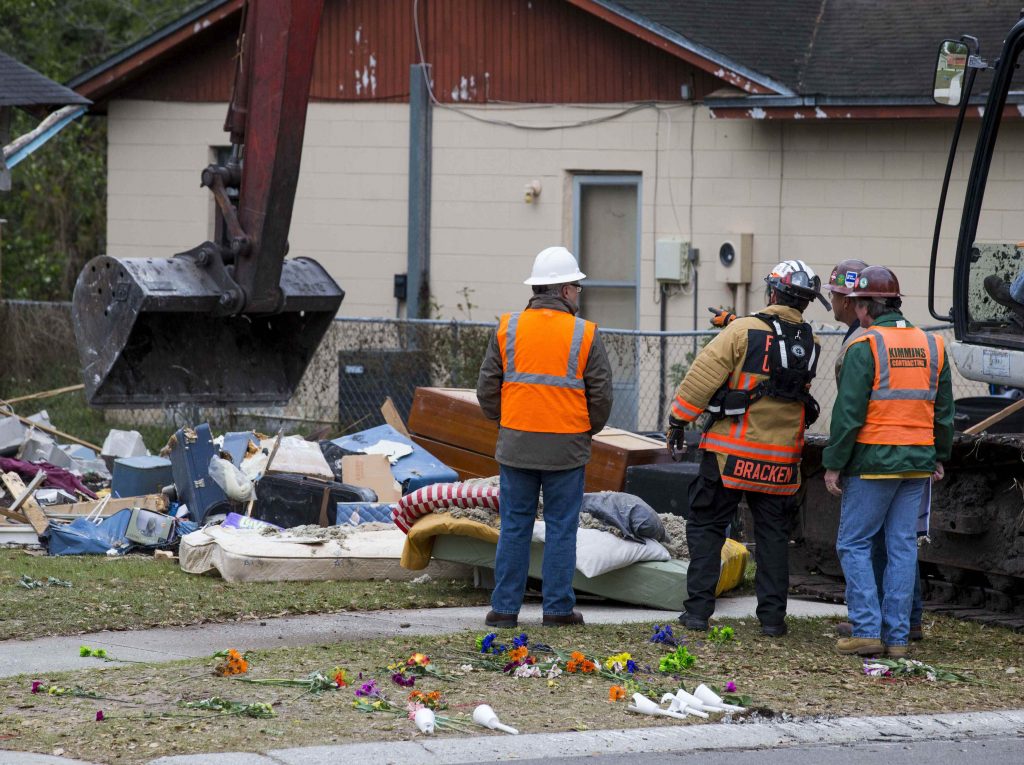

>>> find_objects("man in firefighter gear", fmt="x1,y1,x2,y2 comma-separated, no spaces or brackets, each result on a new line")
666,260,828,636
823,266,953,657
476,246,613,628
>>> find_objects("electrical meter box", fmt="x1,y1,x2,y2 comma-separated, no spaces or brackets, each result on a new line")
655,239,692,284
715,233,753,284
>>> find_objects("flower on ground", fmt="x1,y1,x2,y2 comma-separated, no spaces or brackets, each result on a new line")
95,710,104,722
650,624,679,647
658,645,697,673
513,664,541,678
408,690,445,709
30,681,42,694
79,646,107,659
406,701,425,719
546,664,563,680
725,681,737,693
708,626,735,643
566,651,597,674
391,672,416,688
215,649,249,677
603,652,633,673
476,632,497,652
333,668,351,688
509,646,529,663
608,685,627,702
512,633,529,648
355,679,381,698
407,653,430,667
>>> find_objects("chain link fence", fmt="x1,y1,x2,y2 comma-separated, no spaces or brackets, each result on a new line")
0,301,988,436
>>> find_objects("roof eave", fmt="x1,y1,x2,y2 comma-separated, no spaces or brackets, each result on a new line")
705,94,1021,120
68,0,241,103
566,0,796,97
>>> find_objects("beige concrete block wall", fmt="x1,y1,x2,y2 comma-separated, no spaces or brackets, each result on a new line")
106,99,1014,333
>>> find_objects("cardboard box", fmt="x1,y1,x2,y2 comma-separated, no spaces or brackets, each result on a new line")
340,454,402,502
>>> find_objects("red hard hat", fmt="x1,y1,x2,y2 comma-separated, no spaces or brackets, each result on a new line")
845,265,902,298
827,259,869,295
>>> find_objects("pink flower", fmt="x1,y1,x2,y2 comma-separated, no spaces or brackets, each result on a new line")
95,710,104,722
725,681,737,693
31,681,42,694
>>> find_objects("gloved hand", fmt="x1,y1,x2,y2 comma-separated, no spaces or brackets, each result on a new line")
708,306,736,328
666,417,687,461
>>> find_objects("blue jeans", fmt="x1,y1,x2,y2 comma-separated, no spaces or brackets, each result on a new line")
836,477,927,646
870,533,923,627
491,464,585,617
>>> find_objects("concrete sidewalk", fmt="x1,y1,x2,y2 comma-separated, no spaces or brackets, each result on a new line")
2,709,1020,765
0,597,846,678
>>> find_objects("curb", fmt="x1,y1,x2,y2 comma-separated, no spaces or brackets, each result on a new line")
145,709,1024,764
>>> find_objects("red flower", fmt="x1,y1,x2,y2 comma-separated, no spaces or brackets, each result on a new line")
95,710,104,722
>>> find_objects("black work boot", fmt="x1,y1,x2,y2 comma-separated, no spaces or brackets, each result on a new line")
678,611,709,631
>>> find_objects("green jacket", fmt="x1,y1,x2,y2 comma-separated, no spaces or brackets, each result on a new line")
822,312,954,475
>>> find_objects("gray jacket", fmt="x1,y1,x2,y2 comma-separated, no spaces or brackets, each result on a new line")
476,293,614,470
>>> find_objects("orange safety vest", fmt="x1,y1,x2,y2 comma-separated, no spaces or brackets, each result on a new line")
497,308,596,433
851,325,943,446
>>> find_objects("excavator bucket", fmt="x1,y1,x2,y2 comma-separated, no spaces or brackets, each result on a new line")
72,255,344,407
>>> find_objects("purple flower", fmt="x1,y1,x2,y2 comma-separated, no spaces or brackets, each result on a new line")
725,681,737,693
391,672,416,688
355,679,381,698
31,681,42,694
95,710,104,722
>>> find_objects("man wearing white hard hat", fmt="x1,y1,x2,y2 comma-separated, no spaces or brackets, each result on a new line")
665,260,828,636
476,246,613,627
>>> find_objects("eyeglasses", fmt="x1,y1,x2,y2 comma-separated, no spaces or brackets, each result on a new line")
567,283,583,294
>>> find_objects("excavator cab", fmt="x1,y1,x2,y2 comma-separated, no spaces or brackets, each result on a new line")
928,27,1024,386
72,0,342,407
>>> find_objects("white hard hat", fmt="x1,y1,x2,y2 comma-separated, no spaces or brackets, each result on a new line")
523,246,587,285
765,259,831,310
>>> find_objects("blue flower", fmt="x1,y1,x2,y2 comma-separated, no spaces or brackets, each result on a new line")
480,632,497,653
492,644,508,655
626,659,638,673
512,633,529,648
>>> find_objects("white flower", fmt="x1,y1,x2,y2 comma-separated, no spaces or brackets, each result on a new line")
863,663,890,677
546,664,563,679
459,664,475,672
514,664,541,678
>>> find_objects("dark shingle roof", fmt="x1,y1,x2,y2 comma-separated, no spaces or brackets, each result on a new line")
609,0,1023,99
0,50,91,109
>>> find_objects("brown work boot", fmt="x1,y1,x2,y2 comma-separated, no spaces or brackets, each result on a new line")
484,610,518,628
836,637,884,656
834,621,853,638
885,644,909,658
909,623,924,642
542,609,584,627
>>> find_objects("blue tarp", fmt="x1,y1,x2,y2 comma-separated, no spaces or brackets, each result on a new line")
332,424,458,494
47,509,195,556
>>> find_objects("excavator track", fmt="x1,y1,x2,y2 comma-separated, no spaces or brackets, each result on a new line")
794,431,1024,631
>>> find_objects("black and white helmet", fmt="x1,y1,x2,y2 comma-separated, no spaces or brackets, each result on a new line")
765,260,831,310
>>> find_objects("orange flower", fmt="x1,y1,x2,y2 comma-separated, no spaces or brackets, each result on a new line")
215,649,249,676
570,651,586,663
566,660,580,673
509,646,528,662
407,653,431,667
608,685,627,702
580,659,597,673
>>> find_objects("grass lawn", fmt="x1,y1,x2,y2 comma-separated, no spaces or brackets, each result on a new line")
0,616,1021,764
0,549,490,641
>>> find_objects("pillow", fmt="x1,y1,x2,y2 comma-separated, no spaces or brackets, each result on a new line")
532,522,670,578
392,483,499,533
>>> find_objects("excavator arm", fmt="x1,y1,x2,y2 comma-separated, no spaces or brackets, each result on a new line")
72,0,343,407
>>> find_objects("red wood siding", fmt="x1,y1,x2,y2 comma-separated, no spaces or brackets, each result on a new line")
119,0,716,105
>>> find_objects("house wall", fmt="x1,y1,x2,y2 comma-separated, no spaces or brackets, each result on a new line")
107,99,993,331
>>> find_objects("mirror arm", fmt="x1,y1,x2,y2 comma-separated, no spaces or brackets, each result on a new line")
929,61,980,322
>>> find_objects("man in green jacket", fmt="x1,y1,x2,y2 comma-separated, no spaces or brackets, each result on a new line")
822,266,954,657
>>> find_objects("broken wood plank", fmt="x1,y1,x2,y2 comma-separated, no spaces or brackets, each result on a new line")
380,397,412,438
963,397,1024,435
7,470,45,514
0,409,101,451
2,384,84,406
46,494,167,518
1,472,49,536
0,506,29,524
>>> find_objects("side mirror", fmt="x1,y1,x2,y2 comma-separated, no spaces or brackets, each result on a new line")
934,39,969,106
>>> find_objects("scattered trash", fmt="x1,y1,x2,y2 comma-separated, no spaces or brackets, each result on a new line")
410,573,432,585
18,574,71,589
472,704,518,734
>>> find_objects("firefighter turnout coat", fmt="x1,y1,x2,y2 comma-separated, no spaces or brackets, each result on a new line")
669,304,819,495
